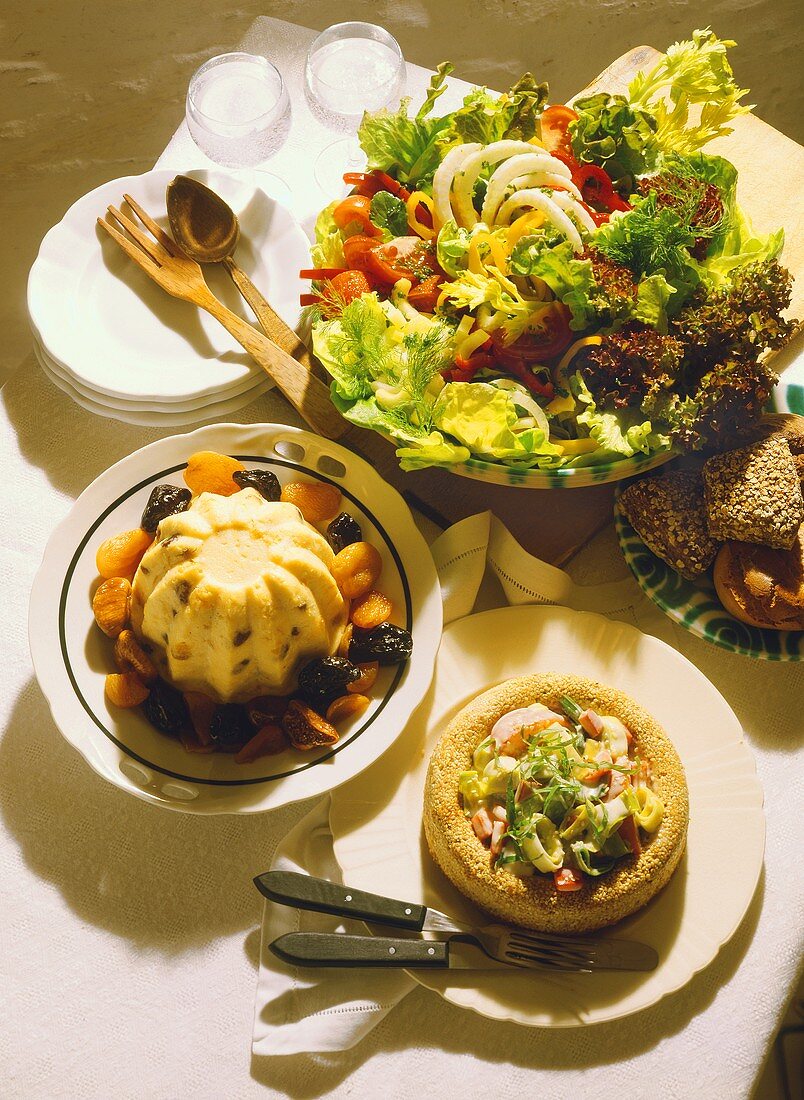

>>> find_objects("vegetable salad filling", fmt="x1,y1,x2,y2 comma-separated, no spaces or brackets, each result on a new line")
458,698,664,893
303,30,794,473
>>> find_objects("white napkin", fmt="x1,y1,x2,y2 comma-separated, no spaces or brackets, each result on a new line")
252,512,679,1055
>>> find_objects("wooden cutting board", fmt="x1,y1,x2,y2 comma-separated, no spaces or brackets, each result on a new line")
299,48,804,562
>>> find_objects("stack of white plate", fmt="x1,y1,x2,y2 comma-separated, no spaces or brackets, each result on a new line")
27,169,311,426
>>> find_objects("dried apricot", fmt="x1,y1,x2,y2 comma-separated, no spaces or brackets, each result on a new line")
282,700,339,751
280,480,342,523
96,529,153,581
183,692,216,746
114,629,158,683
330,542,382,599
105,672,149,708
246,695,288,728
183,451,244,496
92,577,131,637
326,693,370,724
337,623,353,659
348,661,379,694
235,724,289,763
350,590,393,630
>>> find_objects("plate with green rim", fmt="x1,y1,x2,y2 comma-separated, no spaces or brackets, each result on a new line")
614,497,803,661
28,422,443,814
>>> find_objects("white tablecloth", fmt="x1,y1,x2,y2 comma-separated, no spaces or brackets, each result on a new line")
2,16,802,1099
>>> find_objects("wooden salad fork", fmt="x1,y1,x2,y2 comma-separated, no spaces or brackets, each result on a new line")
97,196,347,440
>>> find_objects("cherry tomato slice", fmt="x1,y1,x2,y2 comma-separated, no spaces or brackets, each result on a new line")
328,270,375,305
491,303,572,364
540,105,579,157
342,234,380,272
331,195,381,237
407,274,442,313
364,237,440,286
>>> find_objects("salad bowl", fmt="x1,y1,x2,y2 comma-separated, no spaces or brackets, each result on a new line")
302,31,795,490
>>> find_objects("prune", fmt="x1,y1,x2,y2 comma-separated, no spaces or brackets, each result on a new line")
298,656,360,706
140,485,192,533
209,704,252,747
326,512,362,553
143,679,189,735
232,469,281,502
349,623,413,666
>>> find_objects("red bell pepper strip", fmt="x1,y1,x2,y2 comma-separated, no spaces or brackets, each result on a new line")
299,268,347,280
574,164,631,213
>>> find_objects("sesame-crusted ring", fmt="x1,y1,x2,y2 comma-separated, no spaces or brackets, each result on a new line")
423,674,689,933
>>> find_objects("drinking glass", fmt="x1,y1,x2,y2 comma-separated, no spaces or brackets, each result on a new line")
186,52,291,199
304,23,406,194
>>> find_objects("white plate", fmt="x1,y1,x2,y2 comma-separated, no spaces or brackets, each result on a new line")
33,339,268,428
27,169,309,403
28,423,442,814
331,604,764,1027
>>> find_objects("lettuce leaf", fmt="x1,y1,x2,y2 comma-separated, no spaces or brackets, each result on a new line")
370,191,408,238
438,73,548,148
433,382,563,465
435,219,472,277
310,201,347,269
573,374,670,458
357,63,454,187
510,234,675,332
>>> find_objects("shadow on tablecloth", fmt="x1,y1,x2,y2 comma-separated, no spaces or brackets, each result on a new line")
247,871,764,1095
0,676,306,952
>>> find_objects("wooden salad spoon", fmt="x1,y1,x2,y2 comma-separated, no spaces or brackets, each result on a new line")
165,175,316,373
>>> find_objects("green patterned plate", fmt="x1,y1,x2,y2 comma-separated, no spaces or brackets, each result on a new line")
766,337,804,417
614,500,804,661
449,444,675,488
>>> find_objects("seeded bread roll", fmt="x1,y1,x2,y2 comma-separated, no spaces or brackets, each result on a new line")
735,414,804,481
423,674,689,933
618,470,720,579
702,437,803,549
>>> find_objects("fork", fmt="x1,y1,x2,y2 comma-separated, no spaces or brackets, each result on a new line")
97,196,347,440
255,870,658,972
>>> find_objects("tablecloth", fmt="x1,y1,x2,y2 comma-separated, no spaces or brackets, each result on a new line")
1,15,802,1100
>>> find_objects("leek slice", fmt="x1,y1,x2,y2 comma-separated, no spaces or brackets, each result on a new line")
635,786,664,831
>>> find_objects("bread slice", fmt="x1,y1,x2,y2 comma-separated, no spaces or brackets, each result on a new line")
423,674,688,933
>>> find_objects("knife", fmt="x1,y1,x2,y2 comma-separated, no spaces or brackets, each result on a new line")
254,870,659,972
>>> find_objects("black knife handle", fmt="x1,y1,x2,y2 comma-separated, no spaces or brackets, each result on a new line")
254,870,427,931
270,933,449,968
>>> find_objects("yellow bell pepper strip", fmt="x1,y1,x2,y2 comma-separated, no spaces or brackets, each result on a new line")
406,191,437,240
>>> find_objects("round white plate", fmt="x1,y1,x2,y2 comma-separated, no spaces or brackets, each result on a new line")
33,339,268,428
767,335,804,417
29,423,442,814
32,323,272,408
331,604,764,1027
27,168,309,402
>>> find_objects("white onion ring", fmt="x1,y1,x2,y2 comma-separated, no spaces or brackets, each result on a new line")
495,188,584,252
432,142,481,230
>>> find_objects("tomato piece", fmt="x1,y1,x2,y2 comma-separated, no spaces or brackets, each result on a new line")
540,105,579,157
342,234,380,272
327,270,375,305
491,304,572,366
617,815,642,857
364,236,441,286
331,195,381,237
554,867,584,893
407,274,442,313
300,293,322,307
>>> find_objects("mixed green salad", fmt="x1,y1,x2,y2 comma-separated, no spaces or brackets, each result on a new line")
459,698,663,890
302,30,795,473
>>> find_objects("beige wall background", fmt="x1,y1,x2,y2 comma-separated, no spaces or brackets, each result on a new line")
1,0,801,382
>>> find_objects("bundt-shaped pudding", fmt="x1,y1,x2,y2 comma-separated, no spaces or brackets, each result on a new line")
130,488,348,702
